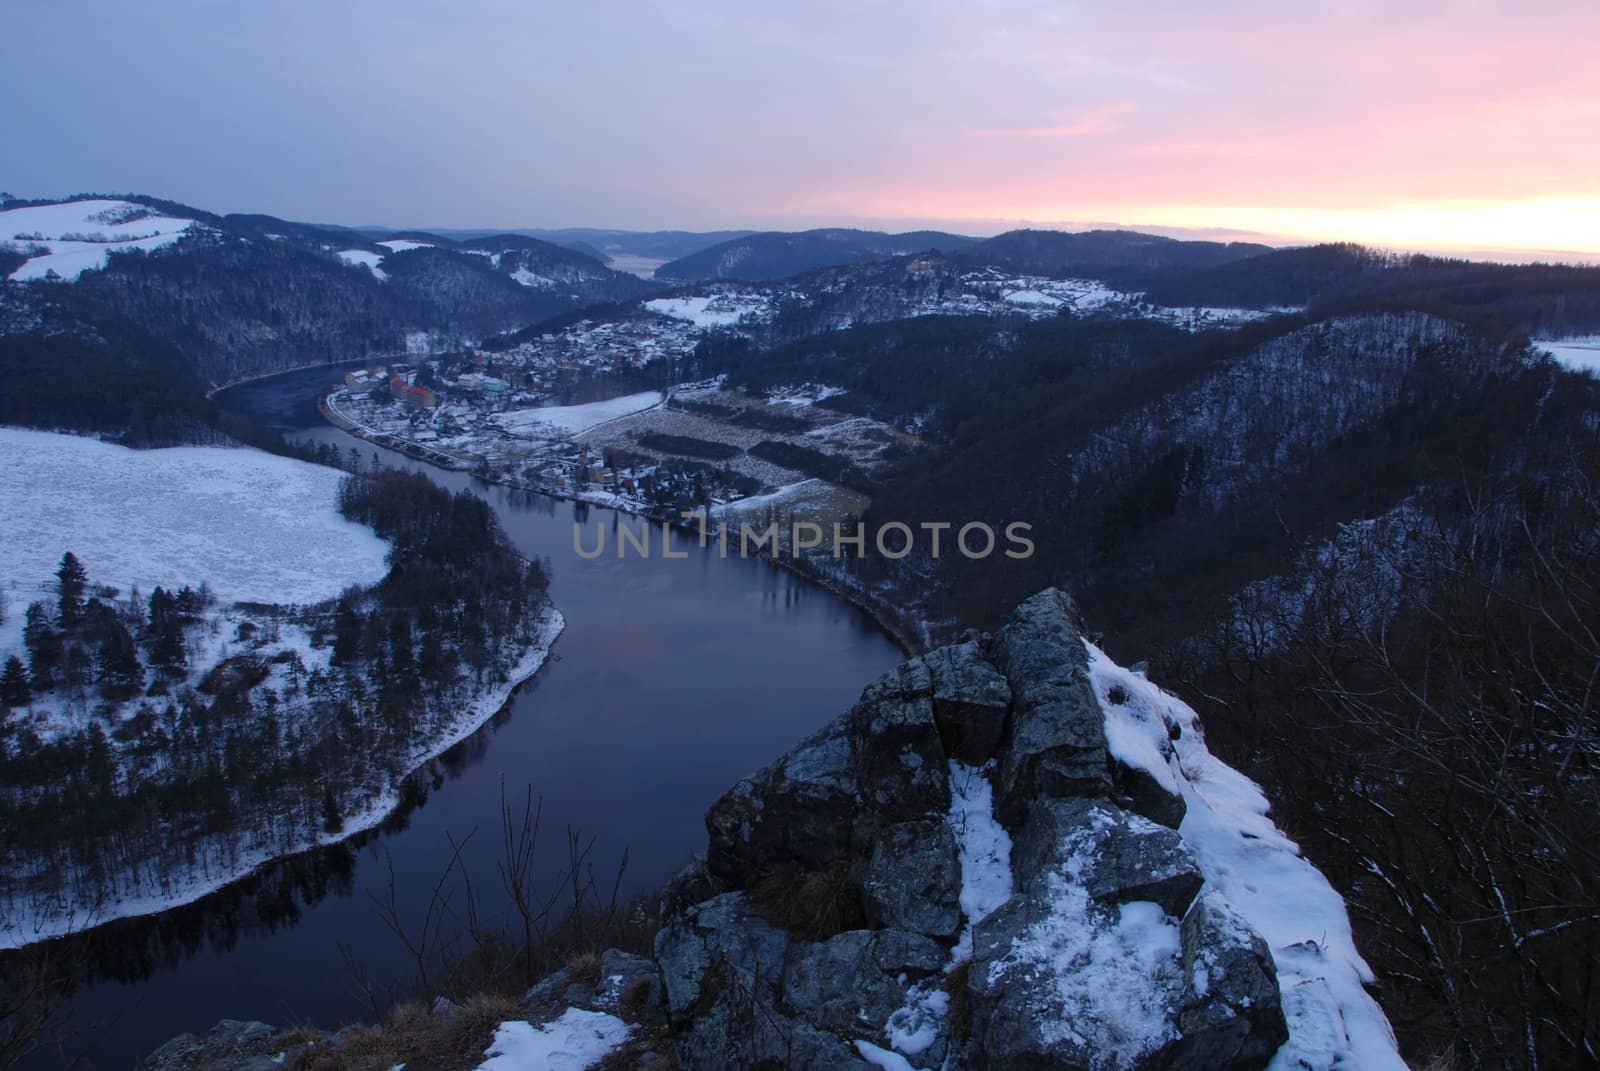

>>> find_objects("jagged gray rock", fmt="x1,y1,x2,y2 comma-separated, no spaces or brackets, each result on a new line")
138,1020,283,1071
705,657,950,885
921,639,1012,764
1157,893,1288,1071
522,966,573,1008
655,892,869,1069
862,819,962,938
781,930,911,1035
597,948,667,1021
1111,753,1188,829
990,589,1110,825
705,717,859,882
848,658,952,815
1015,797,1203,918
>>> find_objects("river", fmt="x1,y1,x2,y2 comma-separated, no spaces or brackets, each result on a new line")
26,364,904,1068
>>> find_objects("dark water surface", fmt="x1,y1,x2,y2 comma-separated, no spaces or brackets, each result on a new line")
31,365,903,1068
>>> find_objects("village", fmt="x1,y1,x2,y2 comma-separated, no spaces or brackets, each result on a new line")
322,291,900,540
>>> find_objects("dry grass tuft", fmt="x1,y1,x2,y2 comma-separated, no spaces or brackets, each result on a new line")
748,857,866,940
942,960,973,1044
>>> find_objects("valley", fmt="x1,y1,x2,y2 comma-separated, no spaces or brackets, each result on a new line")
2,189,1598,1069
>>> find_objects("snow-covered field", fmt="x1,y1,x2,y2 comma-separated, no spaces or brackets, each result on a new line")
1535,336,1600,373
335,248,387,279
2,198,197,282
0,428,389,657
494,391,663,437
644,292,770,328
378,238,433,254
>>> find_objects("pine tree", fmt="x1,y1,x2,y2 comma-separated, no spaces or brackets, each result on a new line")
56,551,87,628
0,655,30,708
146,587,188,677
332,601,362,667
97,618,145,699
321,785,343,834
22,602,61,689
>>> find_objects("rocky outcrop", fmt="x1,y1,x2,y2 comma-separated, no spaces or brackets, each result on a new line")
139,1020,304,1071
658,588,1290,1070
140,587,1360,1070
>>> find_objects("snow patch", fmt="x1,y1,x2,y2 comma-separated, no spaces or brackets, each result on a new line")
335,249,387,280
475,1008,631,1070
947,761,1013,944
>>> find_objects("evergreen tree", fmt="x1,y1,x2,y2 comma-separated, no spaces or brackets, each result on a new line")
332,601,362,667
23,602,61,689
97,617,145,699
321,785,343,834
56,551,88,627
0,655,31,708
146,587,188,676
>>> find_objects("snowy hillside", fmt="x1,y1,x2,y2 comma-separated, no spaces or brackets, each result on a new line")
0,427,389,656
1,198,199,281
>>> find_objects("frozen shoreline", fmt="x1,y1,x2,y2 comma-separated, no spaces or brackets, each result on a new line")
0,608,566,951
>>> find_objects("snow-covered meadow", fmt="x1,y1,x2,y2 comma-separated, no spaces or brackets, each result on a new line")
493,390,664,437
0,427,389,658
1535,335,1600,374
2,198,198,282
644,291,773,328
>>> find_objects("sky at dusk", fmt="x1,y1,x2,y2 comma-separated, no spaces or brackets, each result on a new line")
5,0,1599,256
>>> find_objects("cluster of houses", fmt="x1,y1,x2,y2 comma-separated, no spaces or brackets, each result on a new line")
344,367,437,409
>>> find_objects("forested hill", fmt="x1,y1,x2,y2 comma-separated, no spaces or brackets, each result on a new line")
652,227,979,282
1136,242,1600,331
955,227,1273,277
0,195,660,389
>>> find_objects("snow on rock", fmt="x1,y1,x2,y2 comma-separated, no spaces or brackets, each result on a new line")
946,760,1013,954
475,1009,632,1071
3,198,197,281
0,427,389,656
981,815,1187,1067
493,391,663,437
1086,643,1408,1071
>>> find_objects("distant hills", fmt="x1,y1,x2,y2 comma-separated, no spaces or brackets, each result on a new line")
424,227,759,265
653,228,980,282
956,228,1273,278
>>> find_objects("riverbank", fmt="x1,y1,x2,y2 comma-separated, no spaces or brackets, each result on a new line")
1,606,565,951
206,356,402,400
319,388,925,656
